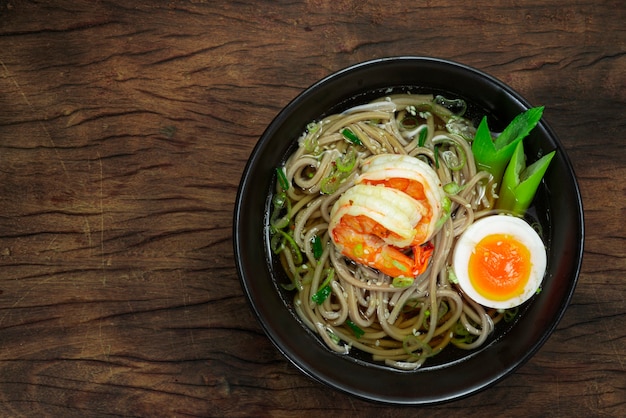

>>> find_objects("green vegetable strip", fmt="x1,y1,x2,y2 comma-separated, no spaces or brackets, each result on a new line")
345,319,365,339
341,128,362,146
496,140,556,216
471,106,544,187
311,268,335,304
312,235,323,260
276,167,289,191
276,229,302,265
418,126,428,147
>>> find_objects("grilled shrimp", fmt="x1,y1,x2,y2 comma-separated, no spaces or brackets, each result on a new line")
328,154,444,278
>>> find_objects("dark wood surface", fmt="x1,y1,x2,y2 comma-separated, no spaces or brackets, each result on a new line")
0,0,624,416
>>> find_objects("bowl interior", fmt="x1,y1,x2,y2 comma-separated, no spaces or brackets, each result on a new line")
234,57,584,404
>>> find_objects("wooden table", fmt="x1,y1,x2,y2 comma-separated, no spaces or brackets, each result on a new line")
0,1,624,416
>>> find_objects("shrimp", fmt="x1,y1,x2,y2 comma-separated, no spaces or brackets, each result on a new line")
358,154,444,244
328,154,444,278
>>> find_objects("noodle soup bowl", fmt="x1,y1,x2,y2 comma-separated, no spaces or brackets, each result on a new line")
233,57,584,404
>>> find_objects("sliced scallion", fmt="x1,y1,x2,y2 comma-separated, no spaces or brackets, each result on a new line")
312,235,323,260
276,167,289,191
320,173,342,194
275,229,302,265
443,182,462,195
418,127,428,147
341,128,362,146
335,148,357,173
345,319,365,339
392,276,414,288
311,268,335,304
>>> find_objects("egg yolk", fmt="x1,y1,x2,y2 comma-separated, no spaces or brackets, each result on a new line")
468,234,532,301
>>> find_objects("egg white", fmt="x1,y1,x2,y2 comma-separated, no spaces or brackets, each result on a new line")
453,215,547,309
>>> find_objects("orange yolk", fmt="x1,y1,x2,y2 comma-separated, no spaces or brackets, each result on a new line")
468,234,532,301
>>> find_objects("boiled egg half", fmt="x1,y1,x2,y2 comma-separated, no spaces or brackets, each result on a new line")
453,215,547,309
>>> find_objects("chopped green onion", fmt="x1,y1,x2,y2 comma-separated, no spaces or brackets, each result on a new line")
471,107,544,187
270,192,291,229
503,307,519,323
335,148,357,172
451,321,477,344
496,140,556,216
269,231,284,254
311,268,335,304
312,285,331,305
326,328,341,345
276,167,289,191
434,145,440,169
418,127,428,147
341,128,362,146
434,196,451,229
443,182,462,195
312,235,323,260
303,122,321,152
447,266,459,284
345,319,365,339
392,276,414,288
452,321,469,336
402,334,433,359
307,122,320,134
280,282,297,291
320,173,342,194
274,229,303,265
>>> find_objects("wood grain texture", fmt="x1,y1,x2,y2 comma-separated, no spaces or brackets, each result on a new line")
0,0,624,416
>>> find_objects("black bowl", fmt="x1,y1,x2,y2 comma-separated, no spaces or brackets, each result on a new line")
233,57,584,405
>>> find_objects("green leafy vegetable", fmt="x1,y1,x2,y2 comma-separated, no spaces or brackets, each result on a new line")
471,106,544,187
496,140,556,216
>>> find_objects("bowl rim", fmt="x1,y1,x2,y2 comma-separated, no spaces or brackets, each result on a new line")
233,56,584,405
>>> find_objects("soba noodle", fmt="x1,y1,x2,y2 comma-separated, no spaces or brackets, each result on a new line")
269,93,515,370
